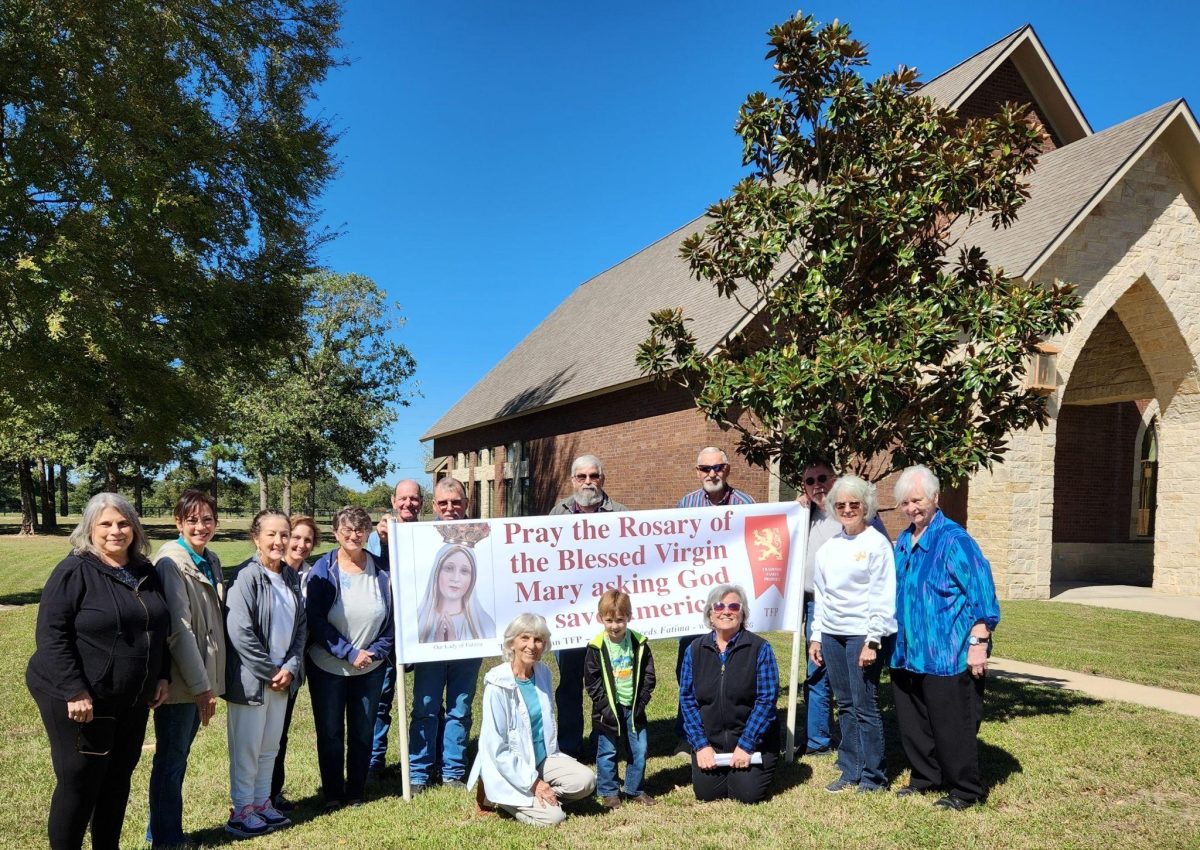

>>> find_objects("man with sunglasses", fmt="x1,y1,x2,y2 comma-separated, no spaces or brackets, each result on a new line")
550,455,628,759
672,447,755,755
796,460,888,757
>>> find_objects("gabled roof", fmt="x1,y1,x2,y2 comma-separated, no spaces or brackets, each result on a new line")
953,100,1198,280
421,215,750,440
918,24,1091,145
423,29,1176,443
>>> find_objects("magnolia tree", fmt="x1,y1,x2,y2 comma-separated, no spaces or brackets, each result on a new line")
637,13,1080,485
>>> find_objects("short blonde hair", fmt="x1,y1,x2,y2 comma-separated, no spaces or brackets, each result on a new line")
501,613,552,661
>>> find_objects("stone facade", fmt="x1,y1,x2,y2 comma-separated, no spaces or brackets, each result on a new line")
969,142,1200,597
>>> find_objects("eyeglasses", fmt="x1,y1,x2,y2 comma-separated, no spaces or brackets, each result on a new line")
696,464,729,474
434,498,465,508
573,472,602,482
712,601,742,612
834,501,862,511
182,516,216,527
804,474,830,486
337,526,368,537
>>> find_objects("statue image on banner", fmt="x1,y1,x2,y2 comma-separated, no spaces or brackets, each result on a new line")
417,523,496,643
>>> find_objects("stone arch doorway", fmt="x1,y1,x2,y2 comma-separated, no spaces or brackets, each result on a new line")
1051,276,1199,592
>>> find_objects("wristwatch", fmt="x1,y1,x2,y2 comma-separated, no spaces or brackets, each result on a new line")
967,635,986,646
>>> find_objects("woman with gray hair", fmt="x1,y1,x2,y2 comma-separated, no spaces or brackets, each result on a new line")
26,492,171,850
468,614,595,826
890,465,1000,811
807,475,896,793
678,584,780,803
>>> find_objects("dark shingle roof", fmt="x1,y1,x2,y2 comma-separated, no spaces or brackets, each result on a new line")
952,101,1180,278
422,215,752,439
918,25,1029,107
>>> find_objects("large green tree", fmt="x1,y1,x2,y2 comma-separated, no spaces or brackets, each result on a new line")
233,271,417,514
0,0,341,459
637,12,1080,486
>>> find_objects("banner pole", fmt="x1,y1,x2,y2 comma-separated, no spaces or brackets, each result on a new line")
389,518,413,802
783,504,810,764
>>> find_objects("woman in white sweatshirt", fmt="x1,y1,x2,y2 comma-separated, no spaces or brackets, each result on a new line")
808,475,896,793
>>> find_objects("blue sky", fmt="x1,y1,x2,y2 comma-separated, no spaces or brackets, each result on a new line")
313,1,1200,489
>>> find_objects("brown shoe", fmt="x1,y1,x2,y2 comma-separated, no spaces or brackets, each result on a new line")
601,795,622,810
626,794,656,806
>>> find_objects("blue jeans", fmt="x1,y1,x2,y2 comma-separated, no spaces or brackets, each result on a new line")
146,701,201,847
410,658,481,784
308,662,387,803
821,633,889,789
554,647,587,758
804,596,834,751
371,659,397,770
596,705,648,798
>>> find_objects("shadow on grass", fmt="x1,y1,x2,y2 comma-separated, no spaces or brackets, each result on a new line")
985,672,1104,721
0,590,42,607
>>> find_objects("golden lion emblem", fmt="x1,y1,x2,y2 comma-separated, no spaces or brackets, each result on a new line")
753,528,784,561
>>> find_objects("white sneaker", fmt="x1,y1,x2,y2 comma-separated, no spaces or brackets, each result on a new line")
225,805,270,838
255,802,292,829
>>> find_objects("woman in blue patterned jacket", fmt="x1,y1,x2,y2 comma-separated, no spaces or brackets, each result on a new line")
890,465,1000,812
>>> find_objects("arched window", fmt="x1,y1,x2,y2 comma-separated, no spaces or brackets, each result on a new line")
1136,418,1158,537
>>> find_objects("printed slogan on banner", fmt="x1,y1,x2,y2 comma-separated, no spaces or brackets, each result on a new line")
388,502,807,664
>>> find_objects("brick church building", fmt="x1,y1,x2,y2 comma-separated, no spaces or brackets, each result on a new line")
423,25,1200,600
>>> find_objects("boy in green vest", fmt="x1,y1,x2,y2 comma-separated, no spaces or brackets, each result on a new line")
583,589,657,809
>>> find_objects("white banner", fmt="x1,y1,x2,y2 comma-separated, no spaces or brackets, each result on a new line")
388,502,808,664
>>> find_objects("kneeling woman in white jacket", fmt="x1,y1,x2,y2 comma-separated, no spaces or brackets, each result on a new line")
469,614,595,826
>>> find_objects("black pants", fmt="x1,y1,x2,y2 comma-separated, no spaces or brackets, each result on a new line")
890,667,986,802
271,689,298,799
33,690,150,850
691,751,777,804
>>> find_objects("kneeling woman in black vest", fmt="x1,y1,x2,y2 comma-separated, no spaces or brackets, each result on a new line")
678,584,780,803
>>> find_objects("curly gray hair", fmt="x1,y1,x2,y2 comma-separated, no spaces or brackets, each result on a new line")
501,613,552,661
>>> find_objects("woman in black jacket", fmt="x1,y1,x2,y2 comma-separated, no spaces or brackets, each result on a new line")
26,493,171,850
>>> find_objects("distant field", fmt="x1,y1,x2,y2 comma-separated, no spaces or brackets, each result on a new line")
0,513,332,604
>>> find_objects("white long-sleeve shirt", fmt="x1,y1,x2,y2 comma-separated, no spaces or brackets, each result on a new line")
811,525,897,643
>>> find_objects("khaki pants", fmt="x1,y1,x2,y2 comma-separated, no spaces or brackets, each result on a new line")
498,754,595,827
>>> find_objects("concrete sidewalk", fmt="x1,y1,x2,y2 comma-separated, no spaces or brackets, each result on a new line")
1049,583,1199,621
989,656,1200,719
988,584,1200,718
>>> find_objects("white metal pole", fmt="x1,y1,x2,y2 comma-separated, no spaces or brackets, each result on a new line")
783,503,810,764
389,518,413,802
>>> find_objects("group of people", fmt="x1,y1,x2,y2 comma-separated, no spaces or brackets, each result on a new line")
25,446,1001,847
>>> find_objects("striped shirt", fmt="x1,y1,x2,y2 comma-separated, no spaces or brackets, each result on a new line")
676,487,755,509
891,510,1000,676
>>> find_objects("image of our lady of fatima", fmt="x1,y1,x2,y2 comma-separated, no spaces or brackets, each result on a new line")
416,522,496,643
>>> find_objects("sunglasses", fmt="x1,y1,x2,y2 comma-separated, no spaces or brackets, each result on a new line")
804,473,830,486
712,601,742,612
573,472,603,482
834,501,862,511
696,464,729,473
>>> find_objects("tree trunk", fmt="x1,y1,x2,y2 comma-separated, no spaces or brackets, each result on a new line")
307,463,317,515
59,463,70,517
18,459,38,535
210,454,219,508
132,463,144,516
282,472,292,516
37,457,57,532
258,469,269,512
104,460,119,492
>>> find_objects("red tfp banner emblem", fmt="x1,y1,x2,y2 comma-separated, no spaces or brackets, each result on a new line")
743,514,790,598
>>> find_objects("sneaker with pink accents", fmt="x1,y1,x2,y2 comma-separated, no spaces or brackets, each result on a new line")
254,801,292,829
225,804,270,838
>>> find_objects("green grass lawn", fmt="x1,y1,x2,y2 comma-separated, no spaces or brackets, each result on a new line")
3,523,1200,847
1,600,1199,849
997,601,1200,695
